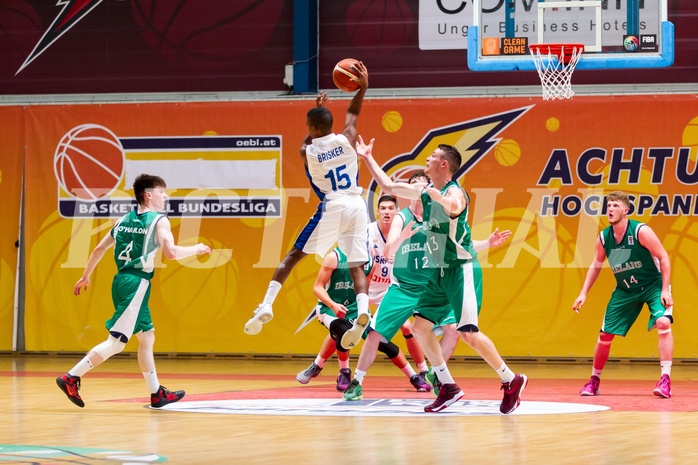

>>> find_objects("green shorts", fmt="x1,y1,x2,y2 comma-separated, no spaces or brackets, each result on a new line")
106,272,154,341
415,261,483,331
318,303,358,321
601,280,672,336
370,283,453,341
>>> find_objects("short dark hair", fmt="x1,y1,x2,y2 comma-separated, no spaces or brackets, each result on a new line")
437,144,462,174
378,194,397,208
133,174,166,205
408,170,429,184
307,107,333,133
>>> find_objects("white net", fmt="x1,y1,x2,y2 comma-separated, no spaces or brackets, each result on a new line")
530,45,584,100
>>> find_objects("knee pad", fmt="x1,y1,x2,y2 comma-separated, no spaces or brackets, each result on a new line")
329,319,353,352
378,340,400,359
93,335,127,360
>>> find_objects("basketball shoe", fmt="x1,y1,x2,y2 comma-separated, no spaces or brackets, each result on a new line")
425,367,441,397
151,386,185,408
580,375,600,396
410,372,432,392
500,374,528,414
296,362,323,384
424,383,464,413
56,374,85,408
336,368,351,391
340,311,370,350
342,379,363,401
244,303,273,335
653,374,671,398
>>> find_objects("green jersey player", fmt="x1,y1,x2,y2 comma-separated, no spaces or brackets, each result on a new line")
574,191,674,398
56,174,211,409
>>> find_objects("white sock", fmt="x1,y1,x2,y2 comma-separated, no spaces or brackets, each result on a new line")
660,361,672,376
313,354,327,368
356,293,369,315
355,369,367,384
592,367,603,378
417,361,428,373
339,358,350,370
496,363,515,384
262,281,282,305
142,370,161,394
433,363,455,384
401,364,416,378
68,357,94,378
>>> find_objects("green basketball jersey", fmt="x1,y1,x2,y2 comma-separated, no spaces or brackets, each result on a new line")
421,181,477,266
318,248,372,314
111,210,163,280
392,207,432,293
601,219,662,291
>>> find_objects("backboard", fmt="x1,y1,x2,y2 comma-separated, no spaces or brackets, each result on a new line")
468,0,673,71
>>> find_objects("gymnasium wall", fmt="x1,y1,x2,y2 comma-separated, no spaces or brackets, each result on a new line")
1,95,697,358
1,1,697,94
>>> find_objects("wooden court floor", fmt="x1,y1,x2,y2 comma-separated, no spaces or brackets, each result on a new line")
1,354,698,464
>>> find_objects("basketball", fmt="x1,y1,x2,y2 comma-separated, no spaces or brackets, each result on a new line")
333,58,361,92
54,124,125,200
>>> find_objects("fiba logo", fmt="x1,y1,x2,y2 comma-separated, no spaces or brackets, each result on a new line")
623,35,639,52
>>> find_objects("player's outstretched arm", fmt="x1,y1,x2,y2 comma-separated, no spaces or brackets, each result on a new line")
343,62,368,145
74,233,115,296
156,217,211,260
356,136,422,200
572,238,606,313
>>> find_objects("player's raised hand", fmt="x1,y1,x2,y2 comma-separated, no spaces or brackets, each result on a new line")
74,276,90,296
350,61,369,89
316,92,328,108
356,135,374,160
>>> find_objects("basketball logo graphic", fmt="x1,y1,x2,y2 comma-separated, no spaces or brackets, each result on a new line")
546,117,560,132
494,139,521,167
382,111,403,133
623,35,639,52
346,0,413,54
682,115,698,162
131,1,282,71
54,124,125,200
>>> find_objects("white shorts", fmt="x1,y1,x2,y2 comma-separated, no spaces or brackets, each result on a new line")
294,194,369,264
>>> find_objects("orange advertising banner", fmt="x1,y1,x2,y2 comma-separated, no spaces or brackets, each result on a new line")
0,107,23,351
12,95,698,358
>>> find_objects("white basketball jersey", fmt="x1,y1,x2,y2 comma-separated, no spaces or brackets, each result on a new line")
305,133,362,198
367,221,392,305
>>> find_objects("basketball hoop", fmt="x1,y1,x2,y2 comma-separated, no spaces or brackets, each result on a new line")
529,44,584,100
